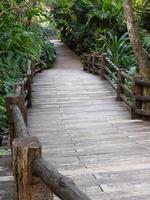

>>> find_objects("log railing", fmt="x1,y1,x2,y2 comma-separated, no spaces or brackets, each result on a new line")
81,53,150,120
5,62,92,200
6,100,92,200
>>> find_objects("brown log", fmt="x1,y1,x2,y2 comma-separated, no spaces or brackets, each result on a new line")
12,137,53,200
88,55,93,73
136,95,150,102
96,56,102,75
120,94,132,109
131,75,143,119
92,54,96,74
120,83,133,97
14,83,22,96
104,74,117,91
5,96,18,146
116,69,125,101
135,79,150,88
100,54,107,80
5,96,28,145
105,57,118,71
31,60,36,80
24,74,32,108
135,109,150,117
18,94,27,124
12,105,29,138
32,158,92,200
104,66,117,82
120,71,133,81
13,82,27,124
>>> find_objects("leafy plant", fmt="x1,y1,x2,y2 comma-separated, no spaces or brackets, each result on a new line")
52,0,126,54
0,0,56,140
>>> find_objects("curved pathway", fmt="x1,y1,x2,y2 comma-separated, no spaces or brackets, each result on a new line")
28,41,150,200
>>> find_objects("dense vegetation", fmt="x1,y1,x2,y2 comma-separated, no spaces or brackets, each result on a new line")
52,0,150,74
0,0,56,141
1,0,150,142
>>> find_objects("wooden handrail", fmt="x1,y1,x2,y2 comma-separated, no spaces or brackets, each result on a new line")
10,104,93,200
105,57,119,71
104,74,117,90
81,53,150,119
120,94,132,109
120,83,132,97
136,95,150,102
135,79,150,87
120,71,133,81
5,56,93,200
12,105,29,138
33,158,92,200
104,65,117,82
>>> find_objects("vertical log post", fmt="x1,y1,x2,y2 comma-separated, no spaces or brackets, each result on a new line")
12,136,53,200
31,60,36,81
27,74,32,108
5,96,19,146
100,54,107,80
84,54,89,71
97,55,102,75
92,54,95,74
116,69,125,101
24,74,32,108
20,82,27,125
88,54,92,73
131,75,143,119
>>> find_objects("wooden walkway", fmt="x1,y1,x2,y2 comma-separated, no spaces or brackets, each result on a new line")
0,141,15,200
28,41,150,200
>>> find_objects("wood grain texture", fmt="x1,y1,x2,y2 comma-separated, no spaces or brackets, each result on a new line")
12,136,53,200
33,158,92,200
28,41,150,200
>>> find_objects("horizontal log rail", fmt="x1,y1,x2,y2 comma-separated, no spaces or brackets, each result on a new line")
81,53,150,119
33,158,92,200
5,59,93,200
12,105,29,138
120,83,132,97
135,79,150,87
7,100,93,200
120,71,133,81
136,95,150,102
104,74,117,91
120,94,132,109
135,109,150,117
105,56,119,71
5,59,44,126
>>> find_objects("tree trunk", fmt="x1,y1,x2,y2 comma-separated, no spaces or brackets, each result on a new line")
123,0,150,113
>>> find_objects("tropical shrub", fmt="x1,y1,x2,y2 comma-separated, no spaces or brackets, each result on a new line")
99,32,137,73
52,0,149,75
0,0,56,141
51,0,126,54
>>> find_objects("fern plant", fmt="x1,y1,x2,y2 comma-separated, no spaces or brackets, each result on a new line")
0,0,56,139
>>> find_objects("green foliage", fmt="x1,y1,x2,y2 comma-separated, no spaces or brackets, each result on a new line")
41,40,56,67
134,0,150,32
52,0,149,74
100,32,136,73
52,0,126,54
0,0,56,138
